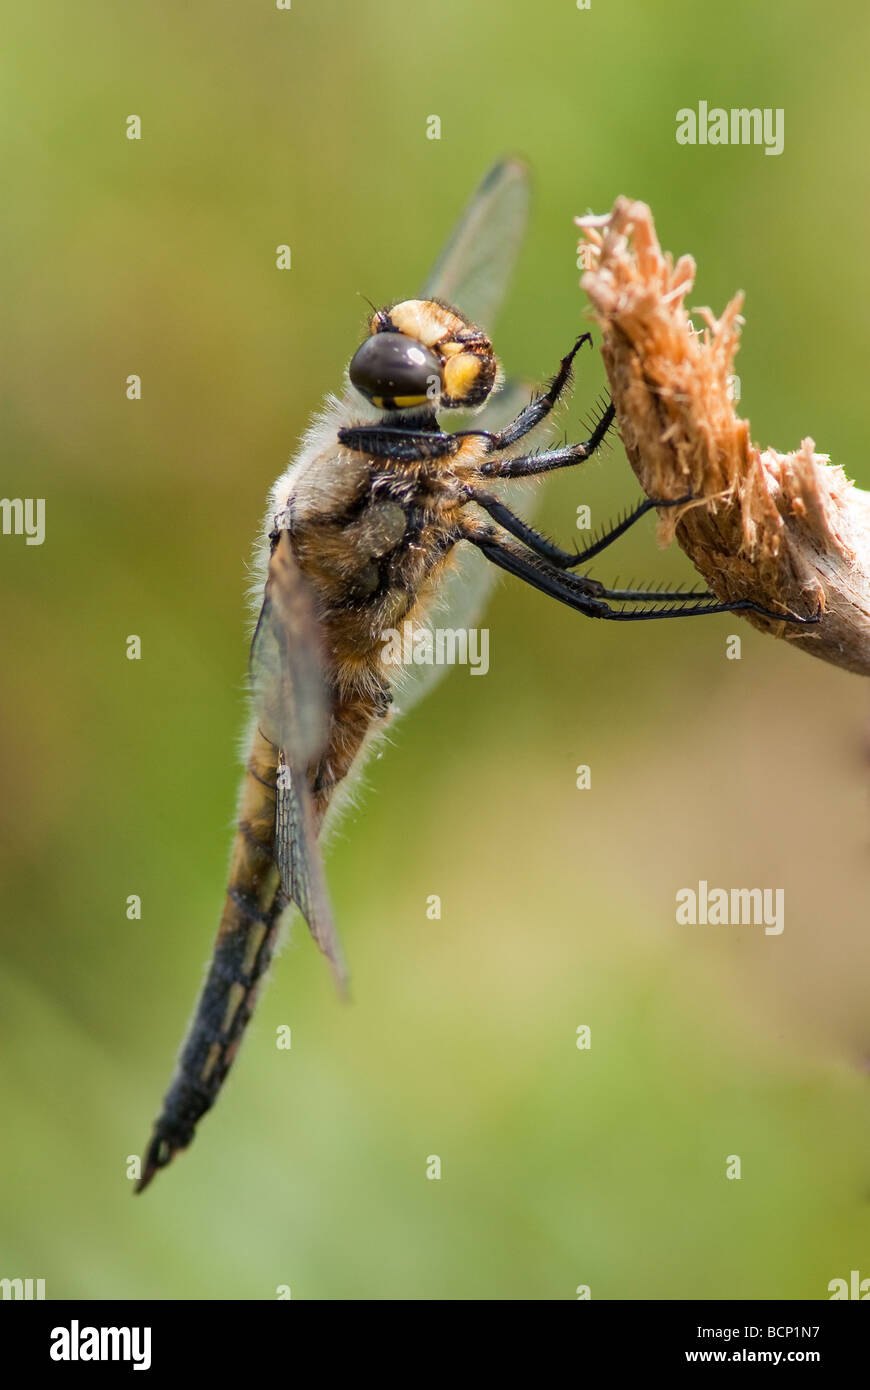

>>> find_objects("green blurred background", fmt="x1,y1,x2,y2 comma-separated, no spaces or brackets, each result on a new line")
2,0,870,1300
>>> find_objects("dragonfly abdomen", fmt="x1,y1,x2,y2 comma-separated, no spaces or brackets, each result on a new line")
136,685,385,1192
136,730,285,1191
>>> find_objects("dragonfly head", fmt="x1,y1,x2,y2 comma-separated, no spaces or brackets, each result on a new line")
348,298,498,412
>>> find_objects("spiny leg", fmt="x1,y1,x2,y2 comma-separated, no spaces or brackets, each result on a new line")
337,422,461,461
334,410,613,466
590,583,711,602
459,526,820,624
477,399,615,478
586,597,821,622
457,331,595,452
467,489,697,570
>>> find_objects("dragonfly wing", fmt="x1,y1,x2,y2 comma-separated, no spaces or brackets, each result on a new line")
390,160,538,714
274,749,347,990
340,157,530,415
250,531,347,989
420,157,531,333
250,529,329,762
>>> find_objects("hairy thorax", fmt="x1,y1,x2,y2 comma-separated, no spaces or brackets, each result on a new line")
273,431,487,812
282,435,484,682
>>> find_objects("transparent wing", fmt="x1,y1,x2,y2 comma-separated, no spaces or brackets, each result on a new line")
251,532,329,763
419,157,530,333
274,749,346,990
250,532,347,989
340,157,530,411
387,160,538,714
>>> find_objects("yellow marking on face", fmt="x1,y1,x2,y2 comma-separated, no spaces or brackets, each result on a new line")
443,353,482,401
372,394,429,409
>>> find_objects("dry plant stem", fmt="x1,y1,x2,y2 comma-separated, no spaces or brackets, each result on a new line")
578,198,870,676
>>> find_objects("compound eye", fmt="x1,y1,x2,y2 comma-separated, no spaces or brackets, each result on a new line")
349,331,442,408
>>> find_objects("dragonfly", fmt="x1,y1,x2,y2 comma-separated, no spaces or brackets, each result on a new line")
135,159,817,1192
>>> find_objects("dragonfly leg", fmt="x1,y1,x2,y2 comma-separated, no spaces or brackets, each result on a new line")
337,423,460,461
465,490,694,568
459,525,821,625
476,400,615,478
457,331,595,452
